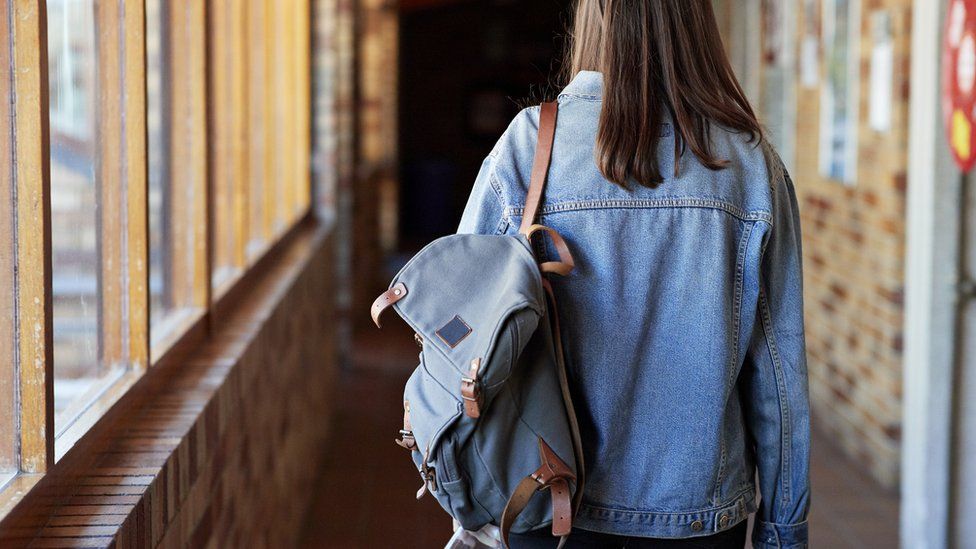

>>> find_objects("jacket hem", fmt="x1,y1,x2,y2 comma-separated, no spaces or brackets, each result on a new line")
573,487,757,539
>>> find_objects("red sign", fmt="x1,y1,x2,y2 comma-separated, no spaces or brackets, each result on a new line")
944,0,976,172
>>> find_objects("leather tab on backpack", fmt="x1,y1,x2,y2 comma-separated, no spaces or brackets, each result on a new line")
533,438,576,484
461,358,482,418
395,400,418,451
370,283,408,328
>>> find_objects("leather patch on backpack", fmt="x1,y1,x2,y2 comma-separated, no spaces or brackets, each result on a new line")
436,316,472,348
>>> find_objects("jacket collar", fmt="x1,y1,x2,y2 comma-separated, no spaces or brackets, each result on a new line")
560,70,603,99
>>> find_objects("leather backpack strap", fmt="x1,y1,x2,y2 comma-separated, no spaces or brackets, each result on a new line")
519,101,559,235
542,278,586,518
500,438,575,548
500,101,585,548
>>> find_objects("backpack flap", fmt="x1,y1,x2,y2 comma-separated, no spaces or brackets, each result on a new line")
382,233,545,400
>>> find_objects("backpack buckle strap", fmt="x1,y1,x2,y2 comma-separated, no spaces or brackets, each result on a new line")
417,454,437,499
395,400,418,451
460,358,482,418
500,439,577,547
532,439,575,537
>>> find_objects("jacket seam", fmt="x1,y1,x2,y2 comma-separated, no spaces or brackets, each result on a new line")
487,167,510,235
508,199,773,225
713,220,755,504
757,286,793,507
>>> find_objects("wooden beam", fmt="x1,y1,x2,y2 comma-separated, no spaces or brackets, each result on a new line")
12,0,54,473
168,0,209,311
263,0,278,240
95,0,125,368
125,0,150,371
295,0,313,217
247,0,268,257
0,0,18,473
210,0,250,290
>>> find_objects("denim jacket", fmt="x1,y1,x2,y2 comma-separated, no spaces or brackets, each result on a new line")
458,71,810,548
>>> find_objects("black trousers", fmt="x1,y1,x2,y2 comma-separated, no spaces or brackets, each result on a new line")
508,520,748,549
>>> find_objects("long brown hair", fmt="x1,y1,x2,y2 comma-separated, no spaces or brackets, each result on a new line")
565,0,763,188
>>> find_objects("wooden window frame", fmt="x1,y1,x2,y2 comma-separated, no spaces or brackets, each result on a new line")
7,0,55,478
53,0,150,460
0,0,19,485
210,0,251,297
0,0,316,520
147,0,211,364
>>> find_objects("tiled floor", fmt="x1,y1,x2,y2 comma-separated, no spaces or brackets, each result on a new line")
299,326,899,548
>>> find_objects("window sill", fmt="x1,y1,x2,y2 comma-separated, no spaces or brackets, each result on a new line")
54,368,143,462
0,215,334,544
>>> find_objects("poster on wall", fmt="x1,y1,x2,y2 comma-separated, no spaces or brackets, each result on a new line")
761,0,798,171
869,11,894,132
801,0,820,87
819,0,861,184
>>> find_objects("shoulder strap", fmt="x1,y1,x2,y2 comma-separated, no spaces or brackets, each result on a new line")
519,101,559,235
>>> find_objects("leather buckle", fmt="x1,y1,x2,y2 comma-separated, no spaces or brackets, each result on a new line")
460,358,483,418
395,429,416,451
417,463,437,499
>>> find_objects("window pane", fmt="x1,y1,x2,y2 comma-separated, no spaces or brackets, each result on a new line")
247,0,268,258
146,0,171,331
211,0,248,291
0,1,17,481
147,0,206,345
48,0,120,432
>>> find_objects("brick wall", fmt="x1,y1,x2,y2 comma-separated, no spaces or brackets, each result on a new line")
0,227,338,547
714,0,911,490
793,1,909,490
719,0,912,489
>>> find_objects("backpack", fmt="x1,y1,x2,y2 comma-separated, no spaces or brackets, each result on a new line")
370,102,584,547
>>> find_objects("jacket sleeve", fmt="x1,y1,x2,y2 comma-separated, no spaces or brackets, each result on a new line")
457,152,509,236
742,168,811,549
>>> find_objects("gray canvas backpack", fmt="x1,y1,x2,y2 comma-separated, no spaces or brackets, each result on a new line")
370,102,584,547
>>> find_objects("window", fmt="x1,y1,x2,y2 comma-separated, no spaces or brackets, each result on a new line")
47,0,111,435
245,0,313,262
211,0,250,293
248,0,271,258
47,0,150,452
147,0,208,351
0,0,316,506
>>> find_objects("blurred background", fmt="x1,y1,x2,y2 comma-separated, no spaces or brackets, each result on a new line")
24,0,976,548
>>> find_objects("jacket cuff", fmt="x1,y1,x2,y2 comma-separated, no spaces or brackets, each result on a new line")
752,520,808,549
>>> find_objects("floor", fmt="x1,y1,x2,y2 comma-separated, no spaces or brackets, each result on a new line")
299,325,899,548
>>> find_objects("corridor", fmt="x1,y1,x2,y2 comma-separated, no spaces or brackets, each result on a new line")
0,0,973,547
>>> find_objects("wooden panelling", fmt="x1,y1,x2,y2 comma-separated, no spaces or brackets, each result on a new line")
0,224,337,546
12,0,54,474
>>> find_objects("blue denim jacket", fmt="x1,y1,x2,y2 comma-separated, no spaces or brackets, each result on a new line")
458,71,810,548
